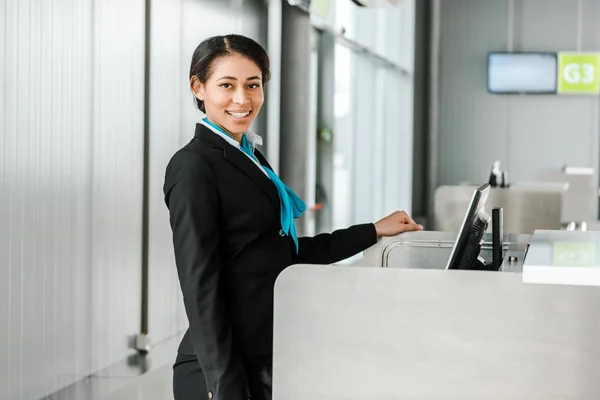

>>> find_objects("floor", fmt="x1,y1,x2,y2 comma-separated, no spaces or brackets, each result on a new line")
42,334,181,400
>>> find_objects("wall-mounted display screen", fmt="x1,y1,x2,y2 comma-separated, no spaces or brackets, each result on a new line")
487,52,558,94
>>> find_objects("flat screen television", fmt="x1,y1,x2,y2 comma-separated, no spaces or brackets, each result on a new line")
487,52,558,94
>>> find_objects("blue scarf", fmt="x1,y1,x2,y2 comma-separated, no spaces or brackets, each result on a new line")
203,118,306,253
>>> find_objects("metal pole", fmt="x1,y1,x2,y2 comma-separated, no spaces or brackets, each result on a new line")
137,0,151,353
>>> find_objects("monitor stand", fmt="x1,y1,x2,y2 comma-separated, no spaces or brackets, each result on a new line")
473,207,504,271
492,207,504,270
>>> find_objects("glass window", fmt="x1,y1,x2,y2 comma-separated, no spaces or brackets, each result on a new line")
332,44,354,230
331,0,415,232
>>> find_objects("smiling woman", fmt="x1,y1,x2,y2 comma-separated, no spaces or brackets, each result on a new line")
191,57,263,141
188,35,270,142
164,34,422,400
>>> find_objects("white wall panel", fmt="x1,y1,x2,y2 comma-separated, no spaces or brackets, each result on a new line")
146,0,187,345
351,54,376,225
90,0,145,373
1,0,145,398
1,1,95,398
384,72,414,216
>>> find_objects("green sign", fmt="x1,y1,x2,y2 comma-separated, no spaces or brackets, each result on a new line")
553,242,596,266
558,53,600,94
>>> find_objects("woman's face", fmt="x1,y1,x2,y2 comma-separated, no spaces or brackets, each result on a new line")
193,53,264,137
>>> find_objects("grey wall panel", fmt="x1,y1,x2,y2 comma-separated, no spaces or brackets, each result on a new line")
90,0,145,373
507,0,598,182
504,0,582,182
434,0,600,198
438,0,509,186
586,0,600,50
508,97,598,181
585,0,600,191
412,0,430,218
516,0,577,51
280,3,314,235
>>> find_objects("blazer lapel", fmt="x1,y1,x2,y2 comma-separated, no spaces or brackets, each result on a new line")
195,123,280,215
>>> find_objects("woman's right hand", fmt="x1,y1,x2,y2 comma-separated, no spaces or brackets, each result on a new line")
373,210,423,238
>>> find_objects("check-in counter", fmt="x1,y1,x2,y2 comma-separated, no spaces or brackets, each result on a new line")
272,230,600,399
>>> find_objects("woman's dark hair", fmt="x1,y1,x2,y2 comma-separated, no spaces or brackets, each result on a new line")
189,34,271,112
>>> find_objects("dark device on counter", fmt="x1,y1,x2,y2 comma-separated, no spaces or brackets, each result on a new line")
488,160,509,188
446,184,505,271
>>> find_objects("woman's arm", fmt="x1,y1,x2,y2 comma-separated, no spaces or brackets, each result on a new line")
165,150,247,400
293,223,377,265
292,211,422,265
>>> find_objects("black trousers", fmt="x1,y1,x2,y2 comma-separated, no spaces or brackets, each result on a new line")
173,353,272,400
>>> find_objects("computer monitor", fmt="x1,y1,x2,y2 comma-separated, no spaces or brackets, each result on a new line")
445,184,493,270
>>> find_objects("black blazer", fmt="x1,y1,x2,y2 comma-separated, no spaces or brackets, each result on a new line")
164,123,377,397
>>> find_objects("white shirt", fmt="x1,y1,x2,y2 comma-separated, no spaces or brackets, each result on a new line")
199,119,269,177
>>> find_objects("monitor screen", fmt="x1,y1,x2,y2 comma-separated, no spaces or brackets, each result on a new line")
446,184,492,270
488,52,558,94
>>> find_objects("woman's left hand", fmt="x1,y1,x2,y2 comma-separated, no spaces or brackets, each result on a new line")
373,211,423,237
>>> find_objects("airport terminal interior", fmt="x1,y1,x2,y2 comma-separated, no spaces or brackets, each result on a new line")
2,0,600,399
